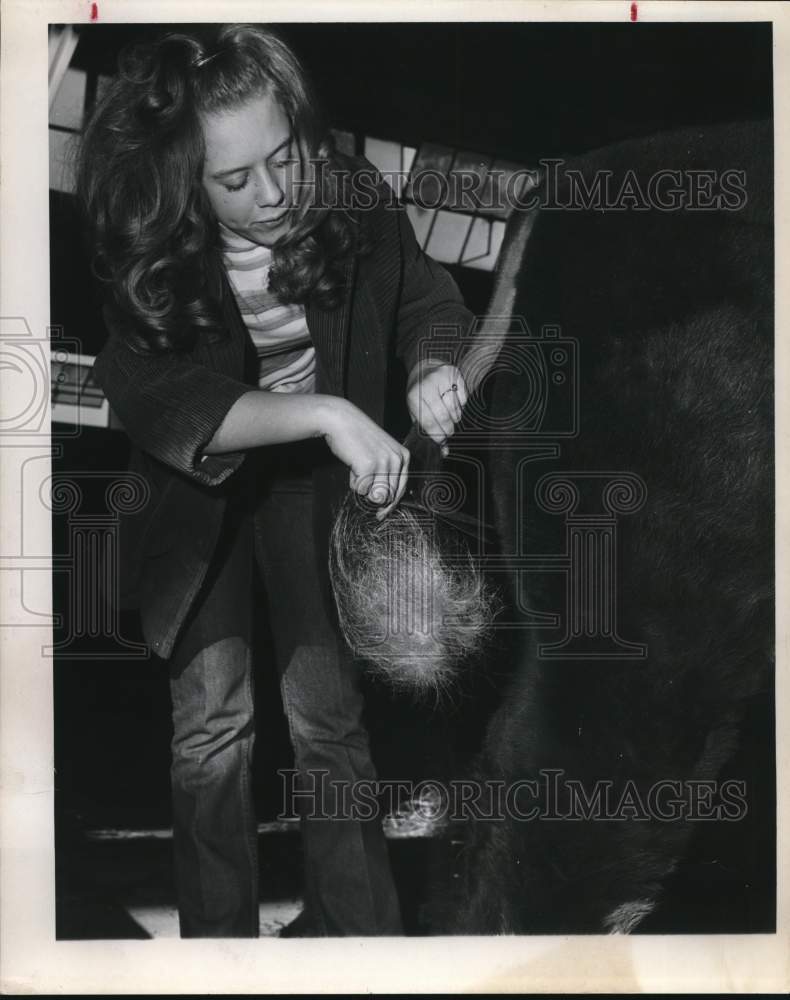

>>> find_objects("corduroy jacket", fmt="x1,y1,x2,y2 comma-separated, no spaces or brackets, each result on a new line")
93,159,474,659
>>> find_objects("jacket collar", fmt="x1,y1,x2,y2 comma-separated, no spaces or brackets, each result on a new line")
305,252,356,395
208,245,357,396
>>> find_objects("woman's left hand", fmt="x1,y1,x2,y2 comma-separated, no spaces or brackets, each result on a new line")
406,359,468,458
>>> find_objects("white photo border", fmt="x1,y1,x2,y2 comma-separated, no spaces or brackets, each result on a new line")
1,0,788,993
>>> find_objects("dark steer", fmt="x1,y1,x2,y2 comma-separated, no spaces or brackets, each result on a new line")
453,121,774,934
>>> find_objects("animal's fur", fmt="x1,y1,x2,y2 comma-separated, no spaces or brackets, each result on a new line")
329,492,496,699
450,121,774,933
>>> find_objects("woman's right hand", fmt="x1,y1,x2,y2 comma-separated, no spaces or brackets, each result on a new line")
320,397,410,519
203,389,409,517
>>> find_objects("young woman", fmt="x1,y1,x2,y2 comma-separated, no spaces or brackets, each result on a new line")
78,23,472,938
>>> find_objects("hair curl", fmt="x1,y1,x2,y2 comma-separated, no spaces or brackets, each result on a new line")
77,24,370,353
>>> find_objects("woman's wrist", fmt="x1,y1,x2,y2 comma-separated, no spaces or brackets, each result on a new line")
314,395,375,458
204,389,352,454
312,393,353,440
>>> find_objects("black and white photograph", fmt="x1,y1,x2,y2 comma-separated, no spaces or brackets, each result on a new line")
1,0,788,993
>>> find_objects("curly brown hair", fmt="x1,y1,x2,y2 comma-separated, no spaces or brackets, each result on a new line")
77,24,371,353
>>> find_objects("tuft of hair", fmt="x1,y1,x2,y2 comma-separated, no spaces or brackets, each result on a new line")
329,492,497,699
603,899,657,934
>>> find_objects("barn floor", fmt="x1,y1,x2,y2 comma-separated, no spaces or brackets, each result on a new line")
56,772,774,940
55,811,450,939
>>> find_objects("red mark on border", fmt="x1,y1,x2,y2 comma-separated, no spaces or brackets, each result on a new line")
630,2,638,21
90,2,99,20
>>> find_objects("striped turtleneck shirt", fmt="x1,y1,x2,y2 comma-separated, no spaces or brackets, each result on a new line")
219,223,316,394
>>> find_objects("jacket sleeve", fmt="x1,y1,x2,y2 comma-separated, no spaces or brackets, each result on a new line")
391,195,475,377
92,307,252,487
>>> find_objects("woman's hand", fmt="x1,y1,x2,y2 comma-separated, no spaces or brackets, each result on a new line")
406,359,469,457
321,397,410,519
204,390,408,517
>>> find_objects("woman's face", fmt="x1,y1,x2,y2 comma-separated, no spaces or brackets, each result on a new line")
200,90,300,247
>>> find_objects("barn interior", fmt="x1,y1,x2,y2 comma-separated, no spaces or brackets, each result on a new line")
48,20,775,938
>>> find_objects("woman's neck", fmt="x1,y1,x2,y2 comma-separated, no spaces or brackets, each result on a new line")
218,221,274,256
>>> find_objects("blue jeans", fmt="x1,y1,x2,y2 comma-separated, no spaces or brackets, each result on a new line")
167,460,402,937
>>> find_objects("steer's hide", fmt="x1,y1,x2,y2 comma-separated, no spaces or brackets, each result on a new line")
452,121,774,934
